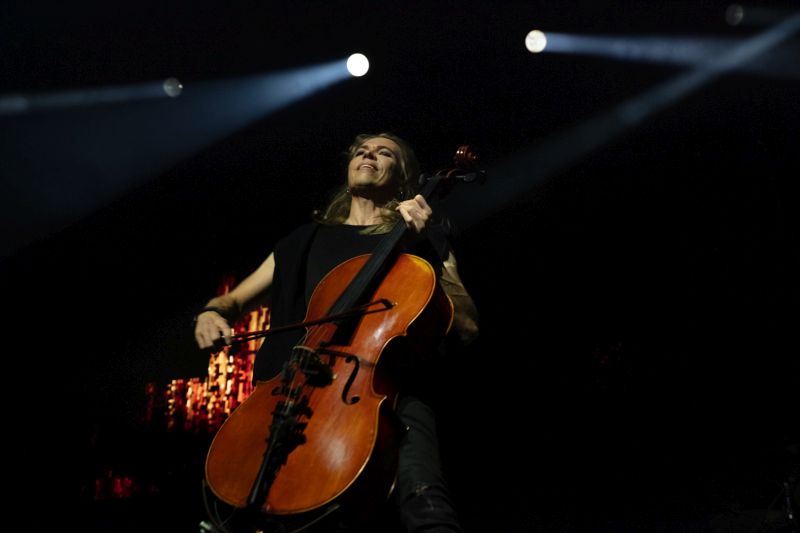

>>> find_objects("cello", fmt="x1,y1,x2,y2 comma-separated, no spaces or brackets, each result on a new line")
204,145,484,532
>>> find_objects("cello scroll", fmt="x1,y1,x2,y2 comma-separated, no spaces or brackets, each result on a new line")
419,144,487,189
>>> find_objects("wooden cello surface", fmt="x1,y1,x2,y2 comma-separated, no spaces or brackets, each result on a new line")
205,252,453,519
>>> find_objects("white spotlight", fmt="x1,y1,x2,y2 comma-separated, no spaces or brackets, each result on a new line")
525,30,548,53
163,77,183,97
346,53,370,77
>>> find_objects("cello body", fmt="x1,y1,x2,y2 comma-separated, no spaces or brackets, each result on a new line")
205,253,453,523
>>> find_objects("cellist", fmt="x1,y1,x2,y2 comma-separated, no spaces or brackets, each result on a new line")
194,132,479,532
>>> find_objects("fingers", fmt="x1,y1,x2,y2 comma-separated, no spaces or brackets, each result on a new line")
396,194,432,233
194,311,232,350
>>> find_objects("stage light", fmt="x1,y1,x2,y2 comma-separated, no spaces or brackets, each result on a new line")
163,77,183,97
725,5,796,26
525,30,547,53
529,28,800,79
726,4,745,26
346,53,369,77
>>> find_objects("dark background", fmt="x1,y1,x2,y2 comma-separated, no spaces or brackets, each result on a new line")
2,1,798,531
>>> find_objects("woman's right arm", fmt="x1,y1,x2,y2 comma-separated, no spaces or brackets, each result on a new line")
194,252,276,349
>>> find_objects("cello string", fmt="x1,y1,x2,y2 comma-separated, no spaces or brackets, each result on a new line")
282,321,332,417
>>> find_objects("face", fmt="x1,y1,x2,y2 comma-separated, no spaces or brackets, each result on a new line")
347,137,402,195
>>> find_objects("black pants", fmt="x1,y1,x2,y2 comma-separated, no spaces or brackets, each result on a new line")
221,396,463,533
319,395,463,533
391,395,463,533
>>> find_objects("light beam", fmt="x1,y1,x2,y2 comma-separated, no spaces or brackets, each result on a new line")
450,12,800,230
0,78,184,116
0,58,354,257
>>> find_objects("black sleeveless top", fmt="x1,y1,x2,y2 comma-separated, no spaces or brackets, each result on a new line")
252,222,449,382
304,224,385,305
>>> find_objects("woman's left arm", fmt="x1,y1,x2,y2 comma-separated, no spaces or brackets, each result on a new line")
397,195,478,344
439,249,479,345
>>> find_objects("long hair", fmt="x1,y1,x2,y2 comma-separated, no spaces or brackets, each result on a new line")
314,132,420,234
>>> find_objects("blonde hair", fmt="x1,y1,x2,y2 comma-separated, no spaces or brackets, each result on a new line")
314,132,420,234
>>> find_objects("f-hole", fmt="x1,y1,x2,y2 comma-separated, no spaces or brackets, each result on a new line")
318,346,361,404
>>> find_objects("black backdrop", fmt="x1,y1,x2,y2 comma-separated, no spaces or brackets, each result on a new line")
2,1,798,531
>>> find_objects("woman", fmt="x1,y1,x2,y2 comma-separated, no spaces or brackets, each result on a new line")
195,132,478,532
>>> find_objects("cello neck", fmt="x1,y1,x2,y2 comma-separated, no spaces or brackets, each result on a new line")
327,174,444,316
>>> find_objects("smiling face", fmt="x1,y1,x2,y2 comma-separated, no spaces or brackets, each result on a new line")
347,137,402,196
